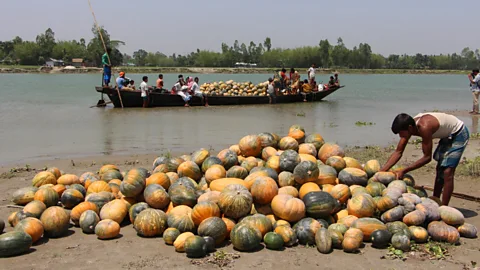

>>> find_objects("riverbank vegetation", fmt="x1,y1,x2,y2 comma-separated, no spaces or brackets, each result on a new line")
1,26,479,72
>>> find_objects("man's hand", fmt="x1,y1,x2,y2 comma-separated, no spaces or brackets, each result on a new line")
394,169,406,180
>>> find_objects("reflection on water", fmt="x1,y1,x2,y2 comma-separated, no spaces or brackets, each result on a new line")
0,73,475,165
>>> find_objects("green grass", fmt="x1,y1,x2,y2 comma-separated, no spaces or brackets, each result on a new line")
457,156,480,177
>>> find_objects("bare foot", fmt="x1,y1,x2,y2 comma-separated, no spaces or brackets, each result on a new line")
204,104,209,107
184,104,190,107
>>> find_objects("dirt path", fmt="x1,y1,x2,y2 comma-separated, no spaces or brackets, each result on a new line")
0,141,479,270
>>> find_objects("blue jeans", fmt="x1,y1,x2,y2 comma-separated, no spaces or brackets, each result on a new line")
103,66,111,85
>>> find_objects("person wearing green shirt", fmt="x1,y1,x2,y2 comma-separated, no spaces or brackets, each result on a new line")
102,48,112,86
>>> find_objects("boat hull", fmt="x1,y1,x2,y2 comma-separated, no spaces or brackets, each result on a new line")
95,86,343,108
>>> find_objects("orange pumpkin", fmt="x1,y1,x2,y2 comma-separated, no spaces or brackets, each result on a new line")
143,184,170,209
334,209,349,221
261,146,278,161
191,148,210,166
87,181,112,195
278,186,299,198
229,144,241,156
174,232,195,252
278,136,299,151
347,194,376,218
326,156,346,172
250,176,278,204
100,199,128,224
271,194,305,223
177,161,202,181
266,156,281,173
298,143,317,157
167,205,195,233
191,201,221,226
318,143,345,163
146,172,171,190
99,164,119,175
46,167,62,179
343,157,363,169
209,178,247,192
34,187,59,208
134,209,168,237
23,200,47,218
321,184,334,193
205,165,227,184
252,203,273,215
274,225,297,247
71,201,99,226
218,185,253,220
351,218,387,241
197,191,221,204
51,184,66,197
15,217,44,243
222,217,236,239
32,171,57,187
40,206,70,237
342,228,363,253
288,129,305,144
60,189,84,209
238,135,263,157
338,215,359,228
57,174,80,185
299,154,317,163
166,172,179,185
299,183,321,199
329,184,350,204
95,219,120,240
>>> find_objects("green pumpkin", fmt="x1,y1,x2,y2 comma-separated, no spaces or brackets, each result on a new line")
120,169,146,197
381,206,405,223
168,179,197,207
12,187,38,206
226,166,248,179
203,236,216,252
305,133,325,150
338,168,368,186
330,230,344,249
328,223,348,235
386,221,411,238
197,217,227,245
370,229,392,249
191,149,210,166
101,169,123,181
218,184,252,220
302,191,337,219
85,192,114,210
152,156,169,171
278,171,295,187
279,150,301,172
293,161,320,185
128,202,150,224
201,157,223,172
167,206,195,233
364,160,380,178
217,150,238,170
69,184,87,197
293,218,321,245
0,231,32,257
250,167,279,181
60,189,84,209
365,182,386,197
402,174,415,187
163,228,181,245
230,223,262,251
79,210,100,234
185,235,207,258
457,223,478,239
315,228,332,254
258,132,278,148
134,209,168,237
391,233,410,251
263,232,284,250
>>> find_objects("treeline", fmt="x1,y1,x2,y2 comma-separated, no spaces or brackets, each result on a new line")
1,27,480,70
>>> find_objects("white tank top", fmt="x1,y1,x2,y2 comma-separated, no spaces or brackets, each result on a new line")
414,112,464,139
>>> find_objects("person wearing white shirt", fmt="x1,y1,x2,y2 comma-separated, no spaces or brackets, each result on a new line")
468,69,480,114
307,63,316,85
140,76,152,108
172,75,191,107
191,77,208,106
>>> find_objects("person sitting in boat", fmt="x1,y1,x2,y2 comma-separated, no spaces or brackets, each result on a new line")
116,72,128,90
334,72,340,87
289,68,300,94
279,68,288,88
128,80,136,90
191,77,208,107
301,79,313,102
328,76,336,88
156,74,165,92
172,75,191,107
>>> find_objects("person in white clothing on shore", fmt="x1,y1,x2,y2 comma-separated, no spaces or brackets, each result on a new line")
468,69,480,114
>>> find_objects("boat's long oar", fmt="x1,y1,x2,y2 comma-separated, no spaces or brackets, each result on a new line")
87,0,124,109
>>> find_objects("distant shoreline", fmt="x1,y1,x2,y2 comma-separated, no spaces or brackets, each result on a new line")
0,66,469,75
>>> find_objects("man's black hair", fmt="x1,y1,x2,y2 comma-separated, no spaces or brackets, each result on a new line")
281,68,286,72
303,79,308,83
473,69,479,73
391,113,416,134
143,76,148,81
194,77,199,81
159,74,163,78
290,68,295,72
178,74,183,78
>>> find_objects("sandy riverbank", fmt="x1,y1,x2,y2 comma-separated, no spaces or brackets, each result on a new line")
0,137,479,269
0,66,470,75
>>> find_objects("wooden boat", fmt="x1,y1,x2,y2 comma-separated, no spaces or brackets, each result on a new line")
94,86,344,108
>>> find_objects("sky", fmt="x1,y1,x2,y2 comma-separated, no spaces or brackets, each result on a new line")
0,0,477,56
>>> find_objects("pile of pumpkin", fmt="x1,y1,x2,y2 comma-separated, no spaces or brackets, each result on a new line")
200,80,268,97
0,125,478,258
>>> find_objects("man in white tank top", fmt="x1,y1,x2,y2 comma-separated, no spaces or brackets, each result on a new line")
380,112,469,206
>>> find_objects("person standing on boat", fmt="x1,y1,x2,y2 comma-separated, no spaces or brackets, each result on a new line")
140,76,153,108
380,112,469,206
301,79,313,102
468,69,480,114
156,74,165,91
334,72,340,87
267,78,276,104
191,77,208,107
102,48,112,87
307,64,316,86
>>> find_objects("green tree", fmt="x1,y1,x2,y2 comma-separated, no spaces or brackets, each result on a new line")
133,49,148,66
331,37,349,67
86,25,124,66
263,37,272,52
36,28,56,60
318,39,331,67
14,42,41,65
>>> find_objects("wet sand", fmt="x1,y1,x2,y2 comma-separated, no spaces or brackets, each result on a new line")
0,139,479,270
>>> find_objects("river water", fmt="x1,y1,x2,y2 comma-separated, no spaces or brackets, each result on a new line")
0,73,476,165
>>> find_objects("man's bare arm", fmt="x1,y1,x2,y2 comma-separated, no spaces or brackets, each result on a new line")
402,127,433,174
380,135,409,172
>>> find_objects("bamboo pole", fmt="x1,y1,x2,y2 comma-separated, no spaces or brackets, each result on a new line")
87,0,124,108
